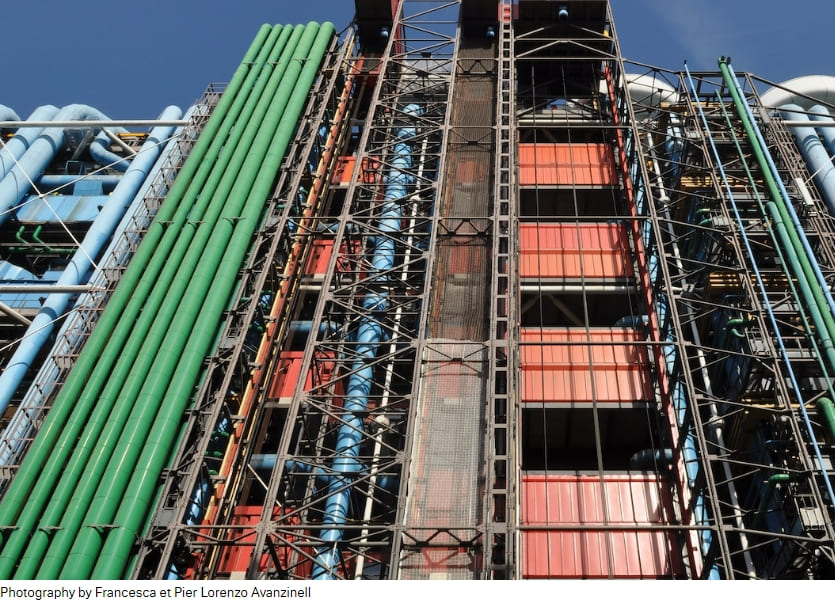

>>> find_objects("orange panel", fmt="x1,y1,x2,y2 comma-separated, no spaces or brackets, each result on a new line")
520,329,652,403
332,156,381,184
518,143,617,185
519,222,629,278
521,474,680,578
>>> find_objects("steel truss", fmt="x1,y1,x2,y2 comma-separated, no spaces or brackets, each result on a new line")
510,2,705,579
273,1,459,580
0,92,212,484
131,35,350,578
627,62,835,578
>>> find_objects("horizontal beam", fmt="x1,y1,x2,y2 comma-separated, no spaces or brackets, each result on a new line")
0,284,101,293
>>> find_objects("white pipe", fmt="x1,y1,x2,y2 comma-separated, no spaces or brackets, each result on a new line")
761,75,835,110
0,284,99,293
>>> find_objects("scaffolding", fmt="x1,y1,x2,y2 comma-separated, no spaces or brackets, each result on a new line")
63,0,835,580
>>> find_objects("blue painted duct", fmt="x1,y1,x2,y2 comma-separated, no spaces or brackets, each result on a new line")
0,105,191,471
0,106,182,417
311,103,420,580
810,104,835,158
89,132,131,172
0,104,117,227
0,106,19,121
0,106,59,180
781,104,835,215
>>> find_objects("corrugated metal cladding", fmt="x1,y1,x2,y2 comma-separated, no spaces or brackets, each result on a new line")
521,474,682,578
519,222,630,278
518,143,617,185
519,329,652,403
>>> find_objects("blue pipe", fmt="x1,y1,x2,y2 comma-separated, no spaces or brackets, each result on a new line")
0,106,59,180
89,131,131,172
809,104,835,159
0,106,181,418
0,105,19,121
0,104,115,227
311,104,420,579
0,107,190,473
780,104,835,215
725,63,835,323
36,174,121,191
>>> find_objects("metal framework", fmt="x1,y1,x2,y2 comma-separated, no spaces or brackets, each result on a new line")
0,92,212,483
628,62,835,577
107,0,835,580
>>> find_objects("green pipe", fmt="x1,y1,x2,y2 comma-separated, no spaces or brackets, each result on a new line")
16,24,296,580
90,22,336,580
6,24,287,577
726,317,747,340
0,25,273,571
753,473,795,528
718,59,835,376
57,22,333,580
2,29,280,573
767,200,835,373
817,398,835,443
28,25,307,580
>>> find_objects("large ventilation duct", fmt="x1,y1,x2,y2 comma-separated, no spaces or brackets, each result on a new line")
760,75,835,109
0,105,59,180
0,105,182,418
0,104,118,227
625,73,677,113
781,104,835,214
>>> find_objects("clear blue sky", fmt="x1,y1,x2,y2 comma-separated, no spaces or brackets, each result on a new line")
2,0,833,119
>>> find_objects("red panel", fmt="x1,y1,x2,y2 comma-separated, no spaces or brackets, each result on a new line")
520,329,652,403
521,474,680,578
267,351,340,402
518,143,616,185
304,239,334,277
216,506,291,576
519,222,629,278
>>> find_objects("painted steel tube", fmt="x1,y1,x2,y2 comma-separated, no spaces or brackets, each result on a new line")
0,105,20,121
0,107,192,471
312,103,420,580
818,398,835,443
0,106,59,180
0,106,182,419
87,22,336,579
35,174,121,190
760,75,835,109
20,25,297,580
0,104,118,227
766,199,835,371
89,132,131,172
781,104,835,215
718,59,835,374
809,104,835,158
724,64,835,337
0,25,273,575
753,473,794,527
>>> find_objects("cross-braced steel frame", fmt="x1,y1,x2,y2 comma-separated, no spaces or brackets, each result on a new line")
130,34,350,578
627,61,835,578
0,93,211,488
